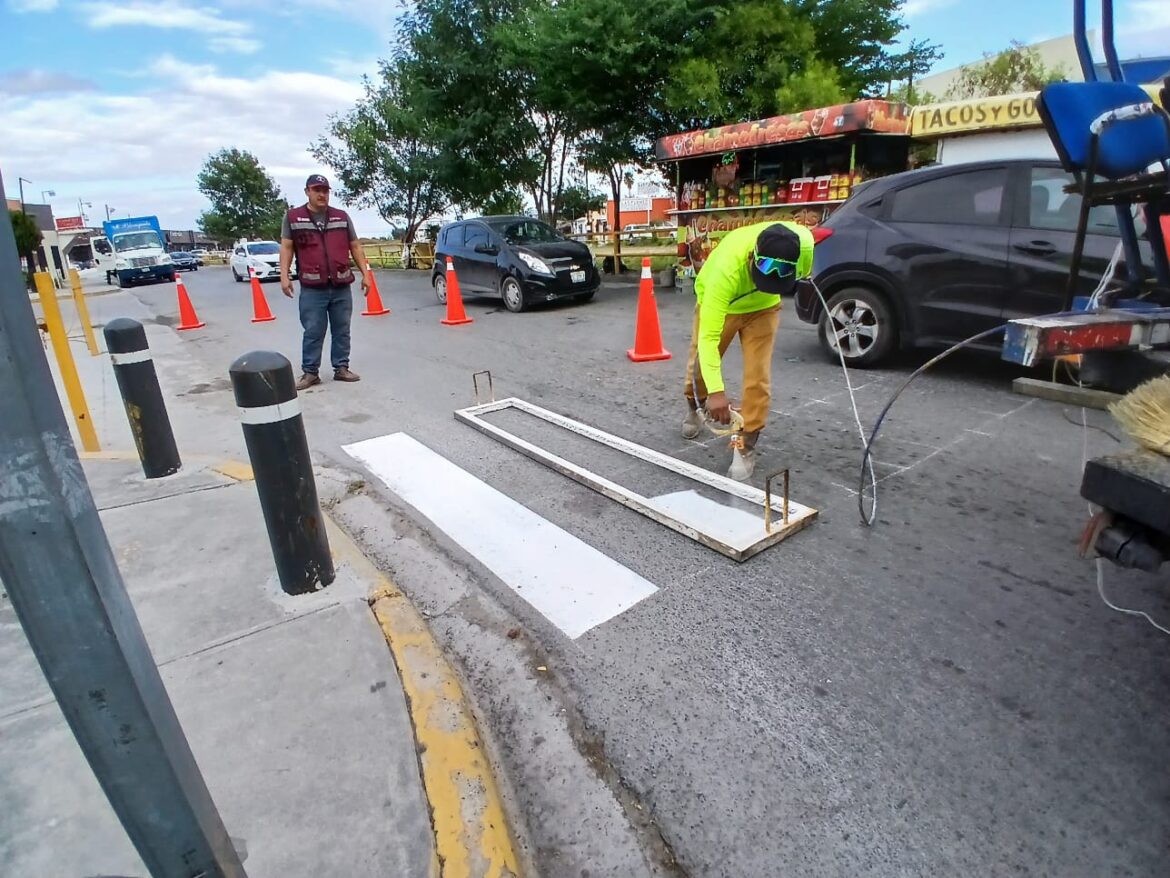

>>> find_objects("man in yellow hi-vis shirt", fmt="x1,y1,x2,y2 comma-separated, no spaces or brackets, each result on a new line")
682,221,814,481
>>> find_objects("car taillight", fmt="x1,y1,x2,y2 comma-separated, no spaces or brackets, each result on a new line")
811,227,833,245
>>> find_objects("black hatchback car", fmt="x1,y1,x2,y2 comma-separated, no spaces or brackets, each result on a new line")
794,158,1159,367
169,250,199,271
431,216,600,312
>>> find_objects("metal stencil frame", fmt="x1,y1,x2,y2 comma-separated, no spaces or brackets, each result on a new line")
454,397,818,561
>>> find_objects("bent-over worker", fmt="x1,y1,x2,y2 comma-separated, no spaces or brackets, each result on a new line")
681,221,814,481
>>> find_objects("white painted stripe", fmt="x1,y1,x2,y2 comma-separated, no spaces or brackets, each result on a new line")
239,398,301,425
110,350,151,365
343,433,658,639
641,261,652,278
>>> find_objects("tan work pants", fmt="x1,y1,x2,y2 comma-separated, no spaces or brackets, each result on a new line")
683,304,781,434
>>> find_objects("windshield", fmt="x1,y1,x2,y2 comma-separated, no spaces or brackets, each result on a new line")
497,220,560,245
247,242,280,255
113,231,162,252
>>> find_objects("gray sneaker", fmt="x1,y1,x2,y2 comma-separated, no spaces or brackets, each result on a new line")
681,407,704,440
727,448,758,481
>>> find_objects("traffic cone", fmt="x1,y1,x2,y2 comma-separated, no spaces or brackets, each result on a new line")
249,267,275,323
441,258,473,326
627,258,671,362
175,274,205,331
361,267,390,316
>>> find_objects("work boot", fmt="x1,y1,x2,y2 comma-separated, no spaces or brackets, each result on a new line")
681,406,704,440
296,372,321,391
727,430,761,482
727,448,758,481
333,367,361,382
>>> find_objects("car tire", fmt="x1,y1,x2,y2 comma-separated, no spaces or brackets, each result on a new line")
232,268,242,282
818,286,896,368
501,276,527,313
433,273,447,305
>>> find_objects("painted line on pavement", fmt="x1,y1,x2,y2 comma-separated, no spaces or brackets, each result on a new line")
324,512,521,878
343,432,658,640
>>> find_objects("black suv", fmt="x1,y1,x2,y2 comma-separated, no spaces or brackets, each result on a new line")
794,159,1158,366
432,216,600,312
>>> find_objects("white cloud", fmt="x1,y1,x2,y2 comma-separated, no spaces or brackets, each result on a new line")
9,0,59,11
901,0,957,17
0,54,393,234
0,68,96,95
80,1,260,53
208,35,261,54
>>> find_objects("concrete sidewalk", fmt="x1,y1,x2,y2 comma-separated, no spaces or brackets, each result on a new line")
0,454,518,876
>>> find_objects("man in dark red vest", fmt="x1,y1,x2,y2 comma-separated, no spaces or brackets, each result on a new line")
280,174,370,390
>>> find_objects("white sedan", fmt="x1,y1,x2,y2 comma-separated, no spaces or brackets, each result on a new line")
230,241,294,282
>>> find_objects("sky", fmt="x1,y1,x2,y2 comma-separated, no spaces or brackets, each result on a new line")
2,0,1168,236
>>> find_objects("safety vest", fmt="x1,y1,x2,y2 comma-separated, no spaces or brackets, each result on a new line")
286,205,355,287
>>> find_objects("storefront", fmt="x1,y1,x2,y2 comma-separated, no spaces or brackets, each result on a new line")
655,99,911,271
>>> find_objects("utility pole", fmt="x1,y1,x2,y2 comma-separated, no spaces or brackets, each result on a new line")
105,204,115,221
0,171,246,877
18,176,32,214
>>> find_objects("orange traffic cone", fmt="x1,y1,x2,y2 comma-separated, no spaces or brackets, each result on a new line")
362,267,390,316
249,267,275,323
175,274,205,331
441,258,473,326
627,258,671,362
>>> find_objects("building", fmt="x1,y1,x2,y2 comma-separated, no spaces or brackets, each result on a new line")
6,198,68,279
606,196,675,230
917,33,1092,99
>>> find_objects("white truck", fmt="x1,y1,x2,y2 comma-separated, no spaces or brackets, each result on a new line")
93,216,175,288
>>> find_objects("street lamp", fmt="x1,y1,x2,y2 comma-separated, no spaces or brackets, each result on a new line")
41,189,55,203
78,199,93,225
105,205,116,221
17,177,32,214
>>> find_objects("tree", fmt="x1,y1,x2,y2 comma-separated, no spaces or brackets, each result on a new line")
395,0,540,210
9,209,42,282
886,38,944,104
481,189,529,216
196,148,287,243
556,185,605,224
312,60,449,244
796,0,906,99
946,41,1067,99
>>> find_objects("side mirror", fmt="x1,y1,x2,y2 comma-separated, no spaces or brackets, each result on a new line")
474,243,499,256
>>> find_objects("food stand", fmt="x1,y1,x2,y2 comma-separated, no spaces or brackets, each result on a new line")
655,99,912,272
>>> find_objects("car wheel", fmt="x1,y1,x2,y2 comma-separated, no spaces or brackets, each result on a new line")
818,287,896,368
433,273,447,305
501,276,527,313
232,268,242,282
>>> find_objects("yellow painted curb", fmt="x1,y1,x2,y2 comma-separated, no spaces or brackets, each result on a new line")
325,514,522,878
79,452,255,484
211,460,254,482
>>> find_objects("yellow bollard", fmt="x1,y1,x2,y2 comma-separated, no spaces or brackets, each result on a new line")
68,269,100,357
35,271,100,452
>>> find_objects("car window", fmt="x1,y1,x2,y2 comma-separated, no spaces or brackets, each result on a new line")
465,224,489,249
1026,166,1121,237
247,242,280,255
498,220,560,244
235,247,245,256
888,168,1007,226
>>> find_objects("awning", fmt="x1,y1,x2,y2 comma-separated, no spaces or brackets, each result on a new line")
655,100,911,162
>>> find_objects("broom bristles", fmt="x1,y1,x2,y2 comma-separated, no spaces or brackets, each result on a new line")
1109,375,1170,455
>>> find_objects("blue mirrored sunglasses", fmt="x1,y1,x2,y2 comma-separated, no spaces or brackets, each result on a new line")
753,252,798,278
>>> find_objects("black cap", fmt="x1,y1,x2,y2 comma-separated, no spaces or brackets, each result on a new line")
305,174,330,189
748,223,802,295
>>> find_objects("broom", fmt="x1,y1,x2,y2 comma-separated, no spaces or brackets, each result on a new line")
1109,375,1170,455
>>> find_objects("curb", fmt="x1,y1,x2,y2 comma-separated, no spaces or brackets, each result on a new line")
80,453,521,875
325,512,523,878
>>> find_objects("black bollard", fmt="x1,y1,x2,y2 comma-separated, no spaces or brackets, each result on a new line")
229,351,334,595
103,318,182,478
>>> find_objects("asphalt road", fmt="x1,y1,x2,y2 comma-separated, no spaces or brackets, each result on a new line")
122,266,1170,877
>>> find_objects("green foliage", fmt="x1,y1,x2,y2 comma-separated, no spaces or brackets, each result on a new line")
480,189,530,217
9,209,42,261
196,148,286,242
946,41,1068,99
312,60,449,243
556,185,606,222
